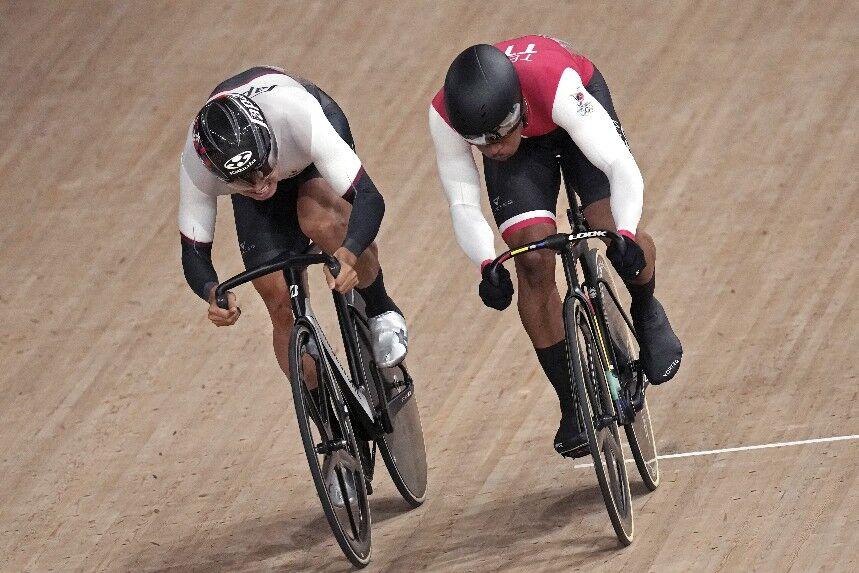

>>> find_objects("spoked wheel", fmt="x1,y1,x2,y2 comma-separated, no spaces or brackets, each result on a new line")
351,309,427,507
288,322,372,568
567,299,634,546
591,251,660,491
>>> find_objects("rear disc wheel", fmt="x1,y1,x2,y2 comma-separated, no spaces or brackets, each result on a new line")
592,250,660,491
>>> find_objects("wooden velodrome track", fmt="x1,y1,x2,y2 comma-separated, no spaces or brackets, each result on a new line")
1,1,856,571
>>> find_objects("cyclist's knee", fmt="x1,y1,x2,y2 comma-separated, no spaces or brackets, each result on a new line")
253,276,295,331
582,198,615,231
268,297,295,334
515,250,556,290
300,210,345,243
297,179,349,245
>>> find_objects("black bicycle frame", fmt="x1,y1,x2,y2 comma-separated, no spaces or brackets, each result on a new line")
214,254,377,426
485,219,631,425
559,239,619,383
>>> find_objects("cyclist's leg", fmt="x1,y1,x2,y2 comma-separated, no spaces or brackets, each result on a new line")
295,176,382,290
484,134,588,455
232,179,310,378
294,84,402,321
296,176,407,367
503,223,564,345
484,132,564,346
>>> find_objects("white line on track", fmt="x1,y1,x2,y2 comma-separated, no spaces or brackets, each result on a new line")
572,433,859,469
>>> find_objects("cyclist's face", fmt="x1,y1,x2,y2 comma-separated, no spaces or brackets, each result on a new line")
476,123,524,161
229,148,278,200
231,171,278,200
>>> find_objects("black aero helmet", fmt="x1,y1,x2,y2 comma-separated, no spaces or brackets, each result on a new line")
444,44,523,145
193,94,272,183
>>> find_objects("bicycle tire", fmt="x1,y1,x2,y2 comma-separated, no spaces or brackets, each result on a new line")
566,298,634,545
288,321,372,567
588,250,660,491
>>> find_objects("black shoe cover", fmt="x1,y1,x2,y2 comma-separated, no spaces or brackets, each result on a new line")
633,297,683,384
554,415,589,458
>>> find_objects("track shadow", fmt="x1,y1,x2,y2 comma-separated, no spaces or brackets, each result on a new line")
119,493,422,572
119,480,630,571
371,494,422,523
120,508,342,573
374,482,621,572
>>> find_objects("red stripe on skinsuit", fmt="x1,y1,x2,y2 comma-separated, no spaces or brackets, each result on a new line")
500,217,556,241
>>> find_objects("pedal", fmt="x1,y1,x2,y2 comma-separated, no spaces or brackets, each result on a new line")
315,439,347,455
556,442,590,459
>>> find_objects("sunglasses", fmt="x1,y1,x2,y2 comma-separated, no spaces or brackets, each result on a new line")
462,103,523,145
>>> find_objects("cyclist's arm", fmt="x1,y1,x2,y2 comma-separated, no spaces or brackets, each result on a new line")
293,91,385,257
429,105,496,267
551,68,644,235
178,159,219,300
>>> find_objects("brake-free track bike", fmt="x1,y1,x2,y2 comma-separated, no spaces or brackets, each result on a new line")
485,205,659,545
215,252,427,567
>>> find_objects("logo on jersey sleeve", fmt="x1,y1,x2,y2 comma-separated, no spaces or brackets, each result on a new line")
224,151,254,171
573,91,593,116
504,43,539,62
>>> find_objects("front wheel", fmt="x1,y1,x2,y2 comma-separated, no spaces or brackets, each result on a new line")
288,321,372,567
566,298,634,546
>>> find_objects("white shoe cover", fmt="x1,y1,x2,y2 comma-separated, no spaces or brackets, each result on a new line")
368,311,408,367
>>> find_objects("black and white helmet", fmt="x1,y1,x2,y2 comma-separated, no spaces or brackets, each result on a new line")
193,94,272,183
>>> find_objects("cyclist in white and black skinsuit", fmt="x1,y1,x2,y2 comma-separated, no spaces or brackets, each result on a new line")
179,66,408,375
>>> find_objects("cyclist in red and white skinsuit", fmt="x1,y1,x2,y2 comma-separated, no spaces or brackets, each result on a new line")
429,36,682,457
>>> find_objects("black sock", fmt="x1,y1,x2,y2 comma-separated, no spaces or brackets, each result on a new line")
627,272,656,315
536,341,575,416
355,268,401,317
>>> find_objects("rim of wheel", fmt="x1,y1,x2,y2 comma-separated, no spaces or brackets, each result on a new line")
626,396,660,490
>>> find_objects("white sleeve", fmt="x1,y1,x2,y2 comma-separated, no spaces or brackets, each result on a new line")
290,90,362,195
178,156,217,243
551,68,644,234
429,105,496,267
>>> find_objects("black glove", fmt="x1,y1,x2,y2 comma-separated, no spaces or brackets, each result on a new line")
607,234,646,281
479,264,514,310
